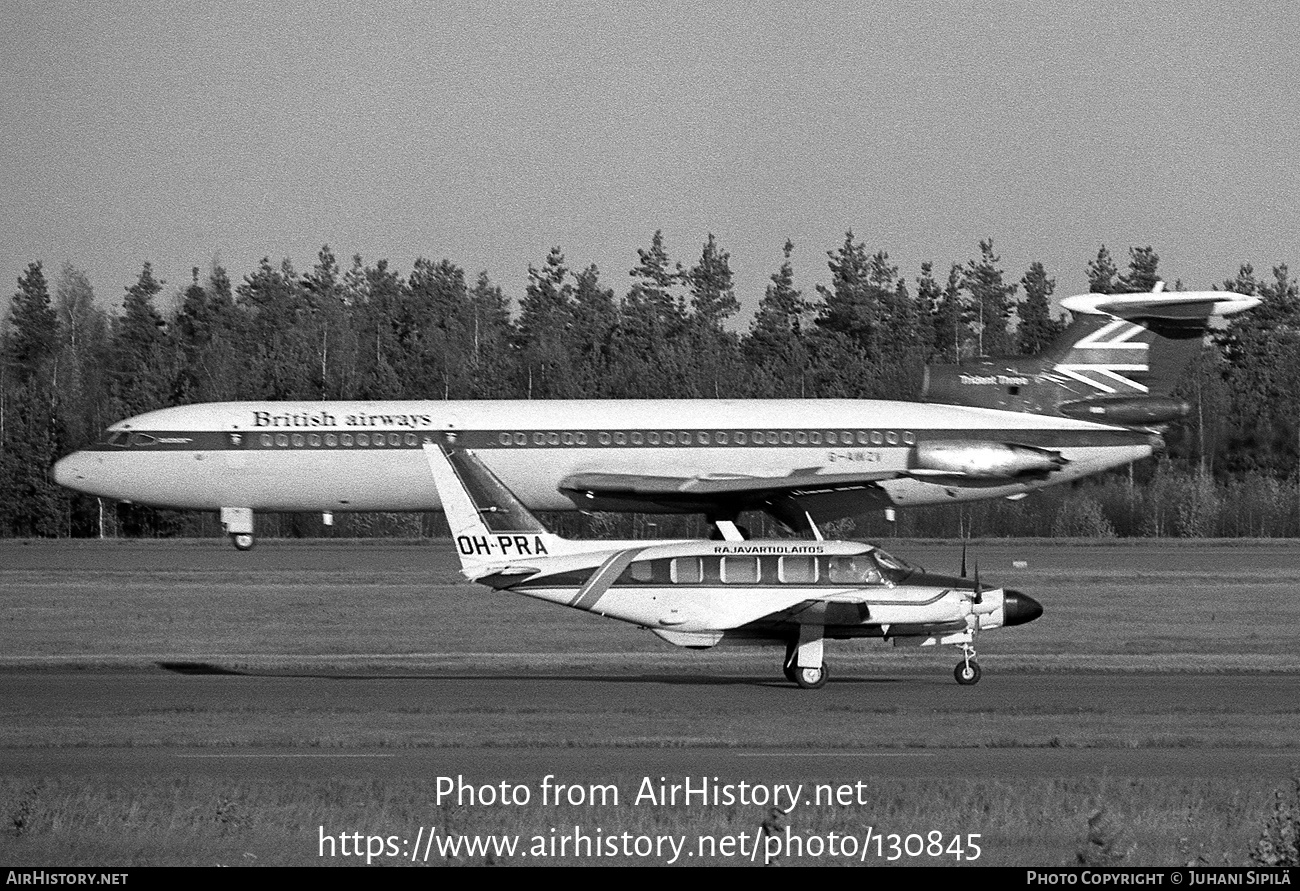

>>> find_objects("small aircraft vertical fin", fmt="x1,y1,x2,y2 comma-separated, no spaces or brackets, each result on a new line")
422,440,574,575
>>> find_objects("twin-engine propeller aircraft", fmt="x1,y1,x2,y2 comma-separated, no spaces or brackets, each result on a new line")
52,285,1257,550
425,438,1042,688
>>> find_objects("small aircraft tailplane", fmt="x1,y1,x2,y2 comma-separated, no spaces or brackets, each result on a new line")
422,441,574,577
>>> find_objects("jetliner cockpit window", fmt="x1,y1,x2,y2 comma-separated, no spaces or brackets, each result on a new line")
129,433,156,447
102,430,129,447
826,556,882,585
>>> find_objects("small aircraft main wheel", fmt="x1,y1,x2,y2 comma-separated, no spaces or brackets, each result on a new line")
794,664,829,690
230,533,255,552
954,661,981,686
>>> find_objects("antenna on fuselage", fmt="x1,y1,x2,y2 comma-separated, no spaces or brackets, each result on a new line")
805,510,824,542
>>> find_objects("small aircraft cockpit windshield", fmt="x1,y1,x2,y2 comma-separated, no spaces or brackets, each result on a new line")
870,548,918,582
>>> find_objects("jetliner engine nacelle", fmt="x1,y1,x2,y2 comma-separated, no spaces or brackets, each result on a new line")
911,440,1067,479
1057,395,1190,426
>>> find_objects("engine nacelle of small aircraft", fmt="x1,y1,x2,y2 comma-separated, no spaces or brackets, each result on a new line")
911,440,1067,479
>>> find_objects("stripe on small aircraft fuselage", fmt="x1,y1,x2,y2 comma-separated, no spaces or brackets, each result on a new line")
569,548,646,612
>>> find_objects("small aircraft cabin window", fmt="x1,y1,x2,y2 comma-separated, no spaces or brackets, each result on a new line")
720,556,760,584
826,556,882,585
629,561,654,583
671,558,703,584
778,556,818,584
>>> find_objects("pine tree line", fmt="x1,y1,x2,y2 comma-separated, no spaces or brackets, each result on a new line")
2,233,1298,538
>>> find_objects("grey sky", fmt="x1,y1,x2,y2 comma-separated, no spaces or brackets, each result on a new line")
3,1,1297,319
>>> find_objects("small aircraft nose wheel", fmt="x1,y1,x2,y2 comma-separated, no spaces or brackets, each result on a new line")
954,660,981,685
794,664,829,690
230,533,255,551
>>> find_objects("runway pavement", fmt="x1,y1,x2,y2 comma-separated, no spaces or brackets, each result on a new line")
5,667,1300,783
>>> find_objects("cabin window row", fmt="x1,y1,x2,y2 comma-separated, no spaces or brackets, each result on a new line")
621,555,885,586
495,430,917,447
259,432,422,449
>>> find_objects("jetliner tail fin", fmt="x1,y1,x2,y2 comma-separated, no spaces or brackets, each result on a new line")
422,440,575,579
922,283,1260,426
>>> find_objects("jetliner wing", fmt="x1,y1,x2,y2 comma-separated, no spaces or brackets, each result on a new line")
560,468,902,527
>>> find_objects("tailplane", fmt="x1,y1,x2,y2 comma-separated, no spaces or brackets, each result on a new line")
922,283,1259,425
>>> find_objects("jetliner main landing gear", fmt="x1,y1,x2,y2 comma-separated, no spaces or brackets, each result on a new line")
954,642,981,685
221,507,255,551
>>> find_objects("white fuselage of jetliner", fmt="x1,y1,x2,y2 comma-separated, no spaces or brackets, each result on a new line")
53,399,1155,514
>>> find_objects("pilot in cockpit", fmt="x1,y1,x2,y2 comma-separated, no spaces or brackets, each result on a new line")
828,555,883,585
